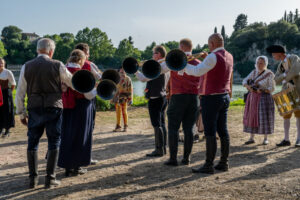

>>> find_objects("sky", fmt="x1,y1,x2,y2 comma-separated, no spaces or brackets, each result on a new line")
0,0,299,50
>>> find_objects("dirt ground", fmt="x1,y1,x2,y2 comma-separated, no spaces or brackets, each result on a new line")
1,106,300,200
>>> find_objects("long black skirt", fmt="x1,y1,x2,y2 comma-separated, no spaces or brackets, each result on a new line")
58,98,94,169
0,88,15,129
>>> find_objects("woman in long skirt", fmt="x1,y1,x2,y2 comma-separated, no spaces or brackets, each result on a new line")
0,58,16,137
243,56,275,145
58,49,95,176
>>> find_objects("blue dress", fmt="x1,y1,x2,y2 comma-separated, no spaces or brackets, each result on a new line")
58,98,93,169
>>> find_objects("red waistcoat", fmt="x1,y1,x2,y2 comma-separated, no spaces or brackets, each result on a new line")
62,61,91,109
170,59,201,95
198,49,233,95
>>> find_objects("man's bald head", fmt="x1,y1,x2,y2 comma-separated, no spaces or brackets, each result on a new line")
208,33,224,51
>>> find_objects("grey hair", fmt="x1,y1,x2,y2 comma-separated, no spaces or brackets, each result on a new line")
37,38,56,53
255,55,268,70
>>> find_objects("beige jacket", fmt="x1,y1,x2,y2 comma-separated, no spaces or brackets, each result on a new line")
274,54,300,94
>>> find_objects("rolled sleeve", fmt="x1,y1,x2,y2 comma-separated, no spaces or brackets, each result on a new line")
59,62,73,89
184,53,217,77
15,65,27,118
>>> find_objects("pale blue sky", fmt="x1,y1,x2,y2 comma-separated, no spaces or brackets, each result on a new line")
0,0,299,49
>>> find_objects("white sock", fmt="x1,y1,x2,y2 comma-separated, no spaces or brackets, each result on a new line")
296,118,300,140
264,134,268,140
284,119,290,141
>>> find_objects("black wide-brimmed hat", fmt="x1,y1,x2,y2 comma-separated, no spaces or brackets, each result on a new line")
266,45,286,53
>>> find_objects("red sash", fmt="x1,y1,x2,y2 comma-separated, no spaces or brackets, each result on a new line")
0,86,3,107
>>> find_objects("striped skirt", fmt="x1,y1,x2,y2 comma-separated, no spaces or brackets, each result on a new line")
243,92,275,134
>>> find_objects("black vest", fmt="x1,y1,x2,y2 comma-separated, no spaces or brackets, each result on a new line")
25,56,62,109
145,74,166,99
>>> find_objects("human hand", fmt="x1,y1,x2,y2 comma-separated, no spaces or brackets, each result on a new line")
286,82,295,89
20,116,28,126
200,52,208,59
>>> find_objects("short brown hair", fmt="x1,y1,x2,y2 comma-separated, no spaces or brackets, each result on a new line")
153,45,167,58
75,43,89,54
180,38,193,51
68,49,86,63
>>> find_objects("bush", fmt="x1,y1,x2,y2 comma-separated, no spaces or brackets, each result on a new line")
230,98,245,106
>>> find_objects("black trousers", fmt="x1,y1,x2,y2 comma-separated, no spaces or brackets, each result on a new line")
167,94,199,159
148,96,167,128
201,94,230,138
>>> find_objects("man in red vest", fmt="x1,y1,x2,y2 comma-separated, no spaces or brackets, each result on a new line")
184,33,233,174
164,38,201,166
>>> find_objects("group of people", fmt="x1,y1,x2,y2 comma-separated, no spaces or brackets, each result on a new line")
243,44,300,148
1,33,299,189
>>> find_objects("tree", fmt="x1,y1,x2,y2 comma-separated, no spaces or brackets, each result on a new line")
0,40,7,58
288,11,294,23
1,25,36,64
162,41,179,51
221,25,226,39
295,9,299,21
75,27,115,65
114,38,141,66
284,10,287,21
141,42,156,60
214,27,217,33
233,14,248,31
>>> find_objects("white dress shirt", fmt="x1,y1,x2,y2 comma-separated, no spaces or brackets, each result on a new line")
15,54,73,119
0,68,16,85
90,61,102,80
184,47,225,77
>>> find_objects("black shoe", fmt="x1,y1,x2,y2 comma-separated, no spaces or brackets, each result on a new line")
146,150,163,157
65,169,72,177
29,176,39,188
276,140,291,147
192,163,214,174
164,159,178,166
181,158,190,165
214,162,229,171
244,139,255,145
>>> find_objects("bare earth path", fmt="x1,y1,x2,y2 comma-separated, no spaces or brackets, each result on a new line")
0,106,300,200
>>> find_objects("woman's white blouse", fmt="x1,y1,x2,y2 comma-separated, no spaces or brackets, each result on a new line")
0,68,16,85
242,69,275,92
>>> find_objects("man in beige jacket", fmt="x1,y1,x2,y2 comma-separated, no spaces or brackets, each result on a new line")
267,44,300,147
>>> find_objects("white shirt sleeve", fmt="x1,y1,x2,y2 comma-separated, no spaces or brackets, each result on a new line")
184,53,217,77
160,61,170,74
84,88,97,100
15,65,27,119
7,70,16,85
59,62,73,89
90,62,102,80
135,71,150,82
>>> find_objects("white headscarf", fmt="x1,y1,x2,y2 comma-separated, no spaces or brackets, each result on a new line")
255,55,268,70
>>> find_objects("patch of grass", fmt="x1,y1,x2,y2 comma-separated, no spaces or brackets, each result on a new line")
230,98,245,106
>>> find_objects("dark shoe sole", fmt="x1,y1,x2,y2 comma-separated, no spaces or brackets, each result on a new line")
164,160,178,166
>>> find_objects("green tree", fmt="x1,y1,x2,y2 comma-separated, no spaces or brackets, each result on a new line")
114,38,141,66
221,25,226,43
1,25,36,64
75,27,115,65
162,41,179,50
0,41,7,58
295,9,299,21
288,11,294,23
284,10,287,21
141,42,156,60
214,27,217,33
233,14,248,31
